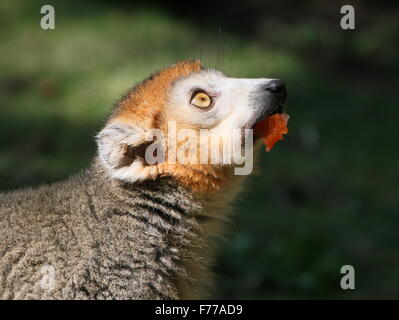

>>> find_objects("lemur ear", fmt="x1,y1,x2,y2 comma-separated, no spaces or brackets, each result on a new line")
96,123,155,182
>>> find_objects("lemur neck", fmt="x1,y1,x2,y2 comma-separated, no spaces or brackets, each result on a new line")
110,177,218,298
154,163,233,194
90,160,244,298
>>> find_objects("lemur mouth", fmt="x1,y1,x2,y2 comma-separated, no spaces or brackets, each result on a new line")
251,103,285,132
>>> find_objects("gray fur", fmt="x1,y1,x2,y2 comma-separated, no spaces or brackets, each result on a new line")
0,160,218,300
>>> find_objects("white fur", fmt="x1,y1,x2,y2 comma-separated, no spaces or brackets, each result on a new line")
167,69,277,131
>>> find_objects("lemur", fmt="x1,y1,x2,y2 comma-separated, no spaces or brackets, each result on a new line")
0,60,287,299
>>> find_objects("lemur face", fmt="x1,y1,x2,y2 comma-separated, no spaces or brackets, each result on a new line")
167,69,287,133
97,60,287,193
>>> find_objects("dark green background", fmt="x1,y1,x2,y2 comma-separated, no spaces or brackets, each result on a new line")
0,0,398,298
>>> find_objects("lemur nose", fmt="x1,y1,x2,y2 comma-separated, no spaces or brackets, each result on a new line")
263,80,286,95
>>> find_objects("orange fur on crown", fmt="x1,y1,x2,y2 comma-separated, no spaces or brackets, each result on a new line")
109,60,231,194
113,60,202,129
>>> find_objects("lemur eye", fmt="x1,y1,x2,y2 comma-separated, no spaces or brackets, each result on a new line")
191,92,212,108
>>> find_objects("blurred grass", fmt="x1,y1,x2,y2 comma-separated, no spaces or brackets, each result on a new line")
0,0,398,299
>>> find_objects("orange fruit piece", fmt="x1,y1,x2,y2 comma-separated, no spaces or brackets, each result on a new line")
254,113,289,152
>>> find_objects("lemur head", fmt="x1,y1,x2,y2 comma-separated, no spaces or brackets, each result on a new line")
97,60,287,194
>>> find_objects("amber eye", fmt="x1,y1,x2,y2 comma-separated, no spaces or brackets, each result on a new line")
191,92,212,108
